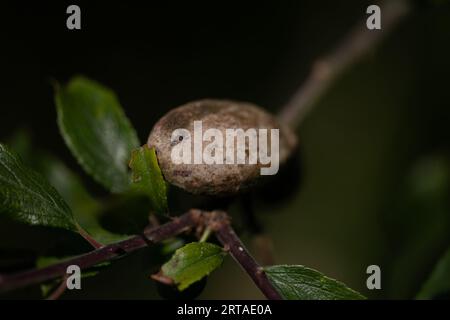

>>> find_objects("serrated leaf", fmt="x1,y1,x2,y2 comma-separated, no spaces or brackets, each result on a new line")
55,76,140,193
161,242,226,291
7,131,129,244
0,143,77,232
129,145,168,214
416,248,450,299
264,265,365,300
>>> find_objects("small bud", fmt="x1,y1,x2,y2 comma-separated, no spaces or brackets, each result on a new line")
147,99,297,196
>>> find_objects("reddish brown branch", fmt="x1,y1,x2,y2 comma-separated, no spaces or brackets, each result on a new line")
77,224,104,249
207,211,282,300
46,274,68,300
0,209,281,300
0,209,201,294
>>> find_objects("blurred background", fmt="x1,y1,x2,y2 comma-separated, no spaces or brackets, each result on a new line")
0,0,449,299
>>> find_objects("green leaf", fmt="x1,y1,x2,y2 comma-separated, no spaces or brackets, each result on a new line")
38,153,130,244
55,76,140,193
264,265,366,300
129,145,168,214
0,143,77,232
7,131,129,244
161,242,226,291
416,248,450,299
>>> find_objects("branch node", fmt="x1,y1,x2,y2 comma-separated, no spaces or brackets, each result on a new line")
204,210,231,231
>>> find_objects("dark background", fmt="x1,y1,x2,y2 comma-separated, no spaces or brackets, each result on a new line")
0,1,449,299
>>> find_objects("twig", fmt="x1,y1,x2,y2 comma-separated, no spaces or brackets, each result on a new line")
278,0,411,128
46,274,68,300
208,211,282,300
0,209,281,300
0,209,201,294
77,224,104,249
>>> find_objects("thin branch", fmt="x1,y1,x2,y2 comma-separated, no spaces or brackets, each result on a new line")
208,211,282,300
0,209,201,294
77,224,104,249
46,274,68,300
0,209,281,300
278,0,411,128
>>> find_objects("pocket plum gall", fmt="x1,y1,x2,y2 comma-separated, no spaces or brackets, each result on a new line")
147,99,297,196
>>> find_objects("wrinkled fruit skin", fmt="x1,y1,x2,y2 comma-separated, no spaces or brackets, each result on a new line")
147,99,297,196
